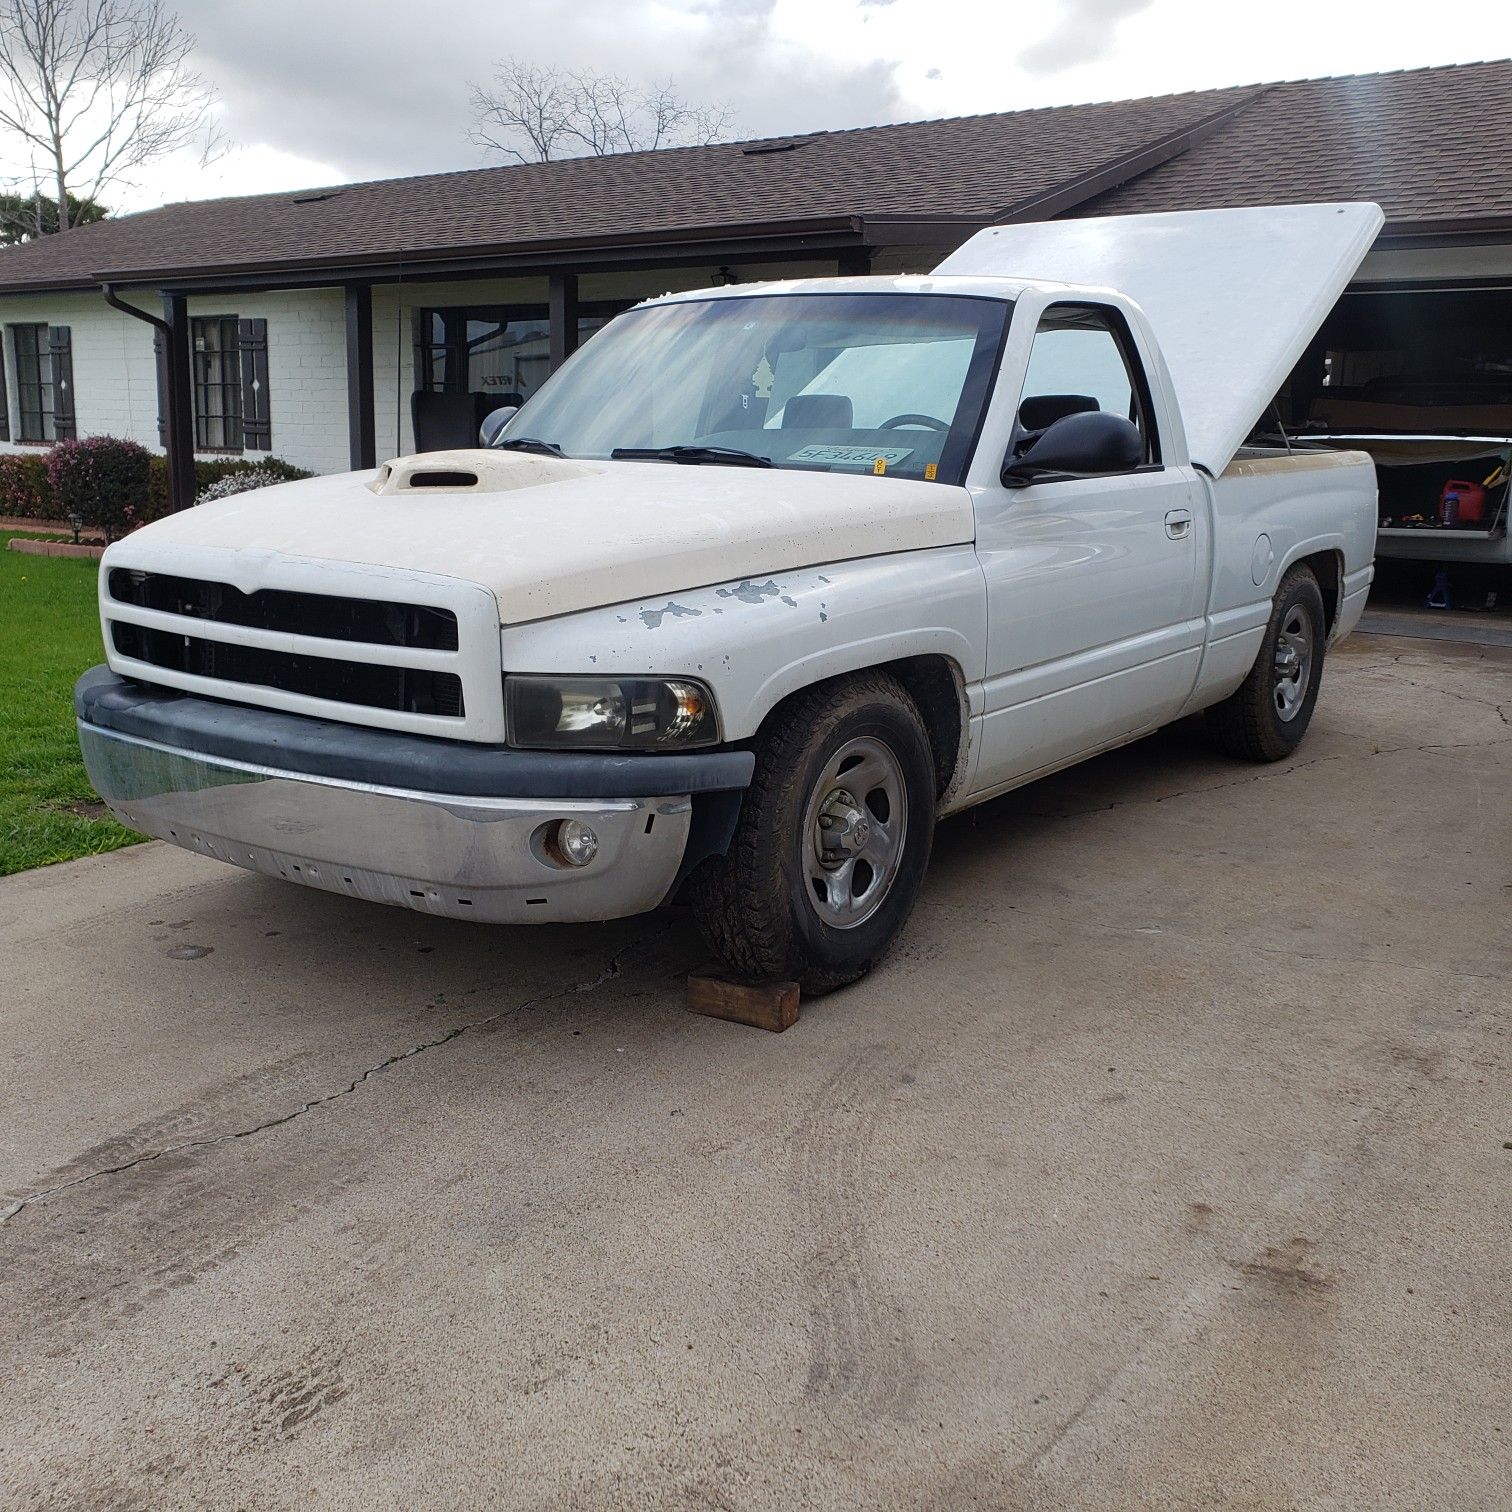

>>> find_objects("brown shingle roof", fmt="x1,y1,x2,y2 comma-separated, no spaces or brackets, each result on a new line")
0,84,1256,291
1071,61,1512,230
0,60,1505,294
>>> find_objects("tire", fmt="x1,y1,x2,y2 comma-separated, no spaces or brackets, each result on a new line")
1205,564,1327,762
691,672,937,994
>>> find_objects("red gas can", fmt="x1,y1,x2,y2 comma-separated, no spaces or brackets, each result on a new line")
1439,480,1487,526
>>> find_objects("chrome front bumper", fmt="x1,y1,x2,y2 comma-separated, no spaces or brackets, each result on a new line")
76,670,753,925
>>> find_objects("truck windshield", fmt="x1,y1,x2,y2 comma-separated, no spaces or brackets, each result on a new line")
497,292,1010,485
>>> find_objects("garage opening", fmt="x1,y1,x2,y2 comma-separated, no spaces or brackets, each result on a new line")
1278,286,1512,546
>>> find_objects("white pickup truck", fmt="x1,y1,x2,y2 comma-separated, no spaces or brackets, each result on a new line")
78,203,1381,991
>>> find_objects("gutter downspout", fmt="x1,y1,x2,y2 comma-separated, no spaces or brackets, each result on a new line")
101,284,196,513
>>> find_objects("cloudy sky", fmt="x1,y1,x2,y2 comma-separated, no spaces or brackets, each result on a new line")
50,0,1512,211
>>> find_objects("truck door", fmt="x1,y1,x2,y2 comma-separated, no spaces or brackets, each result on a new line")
972,302,1207,793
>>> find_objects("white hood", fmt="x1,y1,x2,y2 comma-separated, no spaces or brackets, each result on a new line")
128,451,973,623
936,202,1383,475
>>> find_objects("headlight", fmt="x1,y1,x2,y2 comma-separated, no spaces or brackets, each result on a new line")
505,674,719,750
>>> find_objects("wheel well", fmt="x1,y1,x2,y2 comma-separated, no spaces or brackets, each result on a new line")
752,655,966,800
1297,549,1343,633
884,655,967,799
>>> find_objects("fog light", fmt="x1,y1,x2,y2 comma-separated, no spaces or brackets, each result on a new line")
556,819,599,867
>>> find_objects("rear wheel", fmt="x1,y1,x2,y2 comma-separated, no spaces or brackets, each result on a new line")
1205,564,1327,761
691,672,936,994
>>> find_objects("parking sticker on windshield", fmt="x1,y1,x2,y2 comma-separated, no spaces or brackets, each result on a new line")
788,445,915,466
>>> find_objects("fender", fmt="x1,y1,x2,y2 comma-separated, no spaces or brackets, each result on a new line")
498,546,988,746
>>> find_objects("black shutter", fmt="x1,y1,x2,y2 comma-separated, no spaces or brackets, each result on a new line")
411,310,429,453
48,325,75,440
0,330,10,442
153,328,168,446
237,317,270,450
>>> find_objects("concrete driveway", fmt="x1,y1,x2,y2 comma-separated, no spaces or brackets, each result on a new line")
2,633,1508,1510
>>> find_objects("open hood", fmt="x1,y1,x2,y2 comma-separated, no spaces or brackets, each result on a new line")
935,202,1383,475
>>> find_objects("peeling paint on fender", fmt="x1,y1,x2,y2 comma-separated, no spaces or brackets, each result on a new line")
718,579,781,604
640,601,703,629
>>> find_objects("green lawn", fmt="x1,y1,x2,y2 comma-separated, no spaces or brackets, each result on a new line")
1,548,140,874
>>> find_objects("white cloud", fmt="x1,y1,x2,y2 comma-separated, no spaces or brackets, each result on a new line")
70,0,1512,213
1016,0,1156,73
123,141,347,213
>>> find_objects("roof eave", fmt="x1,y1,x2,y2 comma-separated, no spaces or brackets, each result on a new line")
0,212,1507,302
81,214,869,294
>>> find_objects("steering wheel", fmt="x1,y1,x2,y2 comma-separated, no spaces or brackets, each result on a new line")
880,413,949,431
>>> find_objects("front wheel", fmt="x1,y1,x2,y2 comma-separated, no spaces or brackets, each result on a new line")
1205,564,1327,761
690,672,937,994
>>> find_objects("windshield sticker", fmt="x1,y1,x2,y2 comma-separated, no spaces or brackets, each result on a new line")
788,444,915,466
925,462,938,481
873,457,887,475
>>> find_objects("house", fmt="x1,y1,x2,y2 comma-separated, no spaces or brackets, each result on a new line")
0,59,1507,516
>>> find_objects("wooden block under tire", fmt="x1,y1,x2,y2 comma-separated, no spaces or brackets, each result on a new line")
687,974,800,1033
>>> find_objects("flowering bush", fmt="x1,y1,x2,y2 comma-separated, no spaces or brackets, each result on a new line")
45,436,152,540
0,452,56,520
0,441,315,525
142,454,311,518
193,462,312,506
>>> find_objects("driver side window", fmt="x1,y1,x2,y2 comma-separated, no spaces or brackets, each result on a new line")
1018,305,1158,463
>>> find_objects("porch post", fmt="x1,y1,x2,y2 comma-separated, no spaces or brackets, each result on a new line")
548,272,579,372
344,283,376,470
161,293,196,514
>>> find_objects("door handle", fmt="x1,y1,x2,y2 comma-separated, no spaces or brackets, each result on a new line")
1165,508,1193,540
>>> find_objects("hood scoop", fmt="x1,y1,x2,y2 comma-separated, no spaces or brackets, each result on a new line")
368,448,600,496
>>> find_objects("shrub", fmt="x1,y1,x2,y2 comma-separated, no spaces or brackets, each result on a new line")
0,452,56,520
194,463,312,506
146,453,313,519
45,436,152,541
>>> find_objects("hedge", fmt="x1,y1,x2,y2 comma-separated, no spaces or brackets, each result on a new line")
145,454,313,519
0,442,312,526
0,453,54,520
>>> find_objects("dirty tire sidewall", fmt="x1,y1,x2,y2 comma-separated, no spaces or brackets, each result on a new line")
692,673,936,995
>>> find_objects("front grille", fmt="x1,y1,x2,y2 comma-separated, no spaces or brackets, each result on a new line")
108,569,459,651
112,623,465,717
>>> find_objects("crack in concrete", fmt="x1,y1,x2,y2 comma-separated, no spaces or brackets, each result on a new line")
0,924,674,1226
1377,668,1512,725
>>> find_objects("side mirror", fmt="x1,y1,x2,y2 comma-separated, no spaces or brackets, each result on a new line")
1002,410,1144,487
478,405,519,448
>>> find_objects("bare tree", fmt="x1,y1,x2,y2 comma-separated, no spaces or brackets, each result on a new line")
0,0,220,231
470,59,732,165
